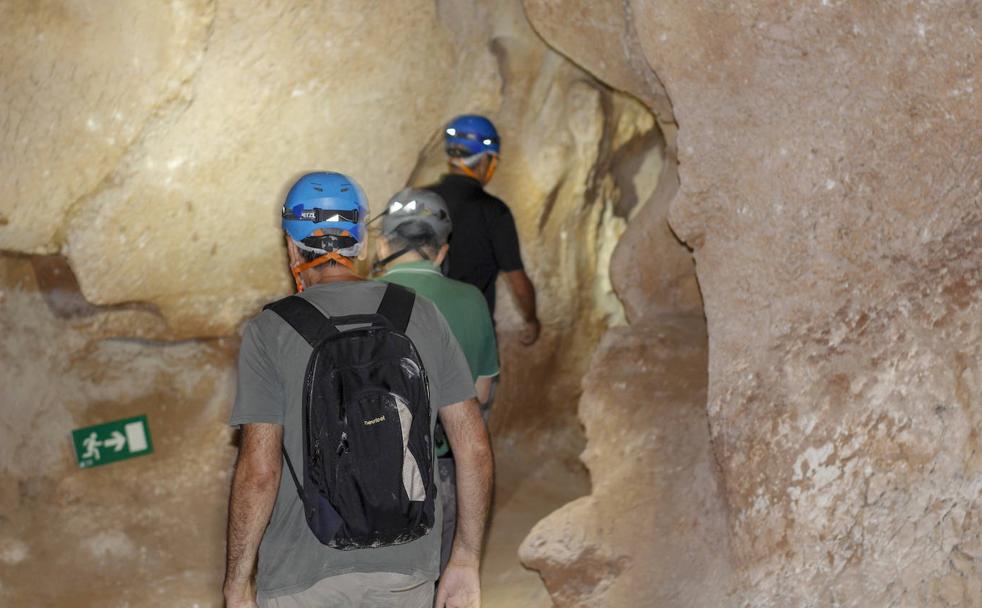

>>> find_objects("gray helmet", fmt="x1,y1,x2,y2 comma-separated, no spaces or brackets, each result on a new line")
381,188,452,245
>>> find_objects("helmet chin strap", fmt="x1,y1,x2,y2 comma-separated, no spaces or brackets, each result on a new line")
451,154,498,183
451,158,482,181
291,251,355,293
372,245,430,275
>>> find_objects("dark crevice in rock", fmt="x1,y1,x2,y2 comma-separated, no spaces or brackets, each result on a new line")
28,254,162,320
537,181,562,233
608,126,664,219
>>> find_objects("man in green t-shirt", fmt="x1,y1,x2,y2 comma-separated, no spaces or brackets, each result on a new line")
373,187,498,573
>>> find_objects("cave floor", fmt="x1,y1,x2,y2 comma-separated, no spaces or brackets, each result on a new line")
480,447,590,607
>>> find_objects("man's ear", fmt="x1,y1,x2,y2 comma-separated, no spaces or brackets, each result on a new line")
357,235,371,261
285,235,302,267
375,235,390,261
435,243,450,266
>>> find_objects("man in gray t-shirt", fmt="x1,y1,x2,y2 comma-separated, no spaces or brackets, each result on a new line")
223,172,493,608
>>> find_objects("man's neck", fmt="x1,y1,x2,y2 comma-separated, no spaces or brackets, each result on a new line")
448,164,486,185
301,262,363,287
382,250,431,273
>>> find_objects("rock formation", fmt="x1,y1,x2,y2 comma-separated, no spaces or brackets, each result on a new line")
522,1,981,606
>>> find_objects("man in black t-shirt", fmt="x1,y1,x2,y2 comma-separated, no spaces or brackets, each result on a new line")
425,114,541,346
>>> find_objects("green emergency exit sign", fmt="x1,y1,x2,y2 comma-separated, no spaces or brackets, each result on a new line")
72,415,153,468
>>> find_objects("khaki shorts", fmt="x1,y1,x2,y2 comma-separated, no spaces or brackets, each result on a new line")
260,571,434,608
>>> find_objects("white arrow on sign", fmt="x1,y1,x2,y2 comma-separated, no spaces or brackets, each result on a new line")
104,431,126,452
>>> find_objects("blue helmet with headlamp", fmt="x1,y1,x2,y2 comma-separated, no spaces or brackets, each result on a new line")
444,114,500,158
281,172,368,258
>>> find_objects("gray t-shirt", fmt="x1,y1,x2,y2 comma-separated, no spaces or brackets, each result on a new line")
229,280,475,600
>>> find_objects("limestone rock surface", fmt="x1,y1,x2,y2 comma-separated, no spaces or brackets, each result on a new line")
521,317,731,607
524,1,981,606
0,256,238,606
0,0,214,254
2,0,500,336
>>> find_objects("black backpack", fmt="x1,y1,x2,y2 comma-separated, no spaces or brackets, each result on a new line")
264,283,436,550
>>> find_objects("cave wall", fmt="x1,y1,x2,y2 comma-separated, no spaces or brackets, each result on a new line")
4,1,977,606
0,1,662,606
2,0,499,337
0,255,236,605
523,1,981,606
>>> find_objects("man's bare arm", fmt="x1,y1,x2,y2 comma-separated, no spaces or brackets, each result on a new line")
475,376,494,406
224,423,282,606
435,398,494,607
503,269,540,345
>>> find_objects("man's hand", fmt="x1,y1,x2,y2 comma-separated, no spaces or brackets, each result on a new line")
519,317,541,346
435,562,481,608
503,270,539,346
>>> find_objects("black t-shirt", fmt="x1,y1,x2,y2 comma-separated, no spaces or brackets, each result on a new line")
424,174,524,314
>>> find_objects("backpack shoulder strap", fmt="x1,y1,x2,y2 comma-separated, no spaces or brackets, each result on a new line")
377,283,416,333
263,296,337,346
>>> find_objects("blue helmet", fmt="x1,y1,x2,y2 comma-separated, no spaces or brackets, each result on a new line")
444,114,500,158
281,172,367,257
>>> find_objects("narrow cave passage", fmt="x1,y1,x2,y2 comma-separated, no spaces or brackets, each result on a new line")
399,95,660,607
0,78,719,608
452,95,729,606
510,105,732,606
0,98,697,607
0,2,724,606
3,2,977,607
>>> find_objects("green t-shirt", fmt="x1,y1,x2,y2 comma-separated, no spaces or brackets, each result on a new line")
378,261,499,382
